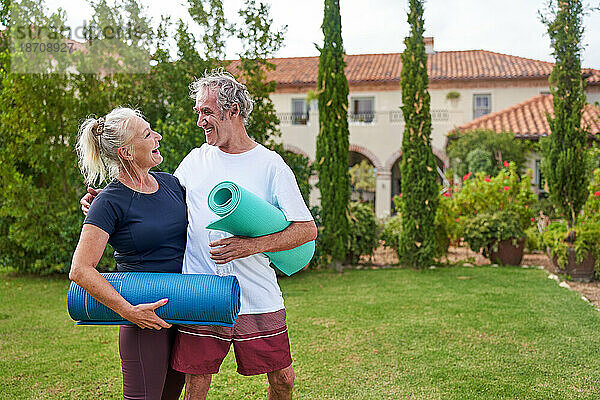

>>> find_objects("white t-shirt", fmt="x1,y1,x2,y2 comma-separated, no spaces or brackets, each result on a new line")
174,143,313,314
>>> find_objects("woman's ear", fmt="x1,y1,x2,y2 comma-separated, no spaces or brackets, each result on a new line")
118,146,134,161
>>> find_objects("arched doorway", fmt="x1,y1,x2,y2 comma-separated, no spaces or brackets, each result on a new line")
349,151,376,204
385,151,447,213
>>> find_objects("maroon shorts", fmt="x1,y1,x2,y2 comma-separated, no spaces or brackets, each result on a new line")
170,308,292,376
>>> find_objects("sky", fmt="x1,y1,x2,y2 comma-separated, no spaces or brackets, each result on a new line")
40,0,600,68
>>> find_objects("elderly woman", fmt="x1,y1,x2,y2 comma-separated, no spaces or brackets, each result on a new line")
69,107,186,400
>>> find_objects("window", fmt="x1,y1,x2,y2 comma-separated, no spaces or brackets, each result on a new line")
351,97,375,123
473,94,491,119
535,159,545,192
291,99,309,125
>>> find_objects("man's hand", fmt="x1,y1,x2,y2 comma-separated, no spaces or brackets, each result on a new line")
81,187,101,215
209,236,261,264
208,221,317,264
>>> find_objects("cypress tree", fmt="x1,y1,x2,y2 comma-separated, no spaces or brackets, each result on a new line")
315,0,350,269
540,0,589,228
398,0,439,268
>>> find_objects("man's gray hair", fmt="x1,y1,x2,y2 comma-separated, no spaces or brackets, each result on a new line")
189,68,254,124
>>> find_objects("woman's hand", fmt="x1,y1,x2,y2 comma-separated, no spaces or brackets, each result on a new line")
121,298,172,330
70,225,171,330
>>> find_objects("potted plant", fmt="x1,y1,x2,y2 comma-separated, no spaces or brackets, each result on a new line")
446,91,461,107
542,220,599,281
453,162,536,265
541,168,600,281
463,210,526,265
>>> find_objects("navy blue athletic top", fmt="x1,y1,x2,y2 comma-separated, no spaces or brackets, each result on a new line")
84,172,187,273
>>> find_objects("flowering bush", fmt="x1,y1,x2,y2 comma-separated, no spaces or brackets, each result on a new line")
582,168,600,222
453,162,536,256
453,162,536,231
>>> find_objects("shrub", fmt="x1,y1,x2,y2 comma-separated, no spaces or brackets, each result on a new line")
452,162,536,259
381,214,402,254
541,219,600,275
524,225,543,252
345,202,379,264
383,189,460,260
453,162,536,232
465,148,494,175
446,91,460,100
447,129,532,178
435,190,461,256
306,206,323,270
541,168,600,277
582,168,600,222
463,210,525,257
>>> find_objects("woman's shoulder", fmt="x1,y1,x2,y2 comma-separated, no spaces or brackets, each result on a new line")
152,171,179,186
86,180,130,221
152,171,185,194
95,179,128,201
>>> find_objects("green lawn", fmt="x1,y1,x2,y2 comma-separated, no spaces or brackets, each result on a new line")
2,266,600,399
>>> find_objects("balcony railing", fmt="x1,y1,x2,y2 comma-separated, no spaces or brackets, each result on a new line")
277,112,311,125
348,112,376,124
277,109,450,126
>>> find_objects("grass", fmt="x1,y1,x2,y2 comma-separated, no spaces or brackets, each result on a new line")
2,266,600,399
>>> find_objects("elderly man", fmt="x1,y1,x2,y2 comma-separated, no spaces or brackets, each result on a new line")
172,70,315,400
84,70,316,400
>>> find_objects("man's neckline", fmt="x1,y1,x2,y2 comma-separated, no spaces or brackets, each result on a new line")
213,142,260,156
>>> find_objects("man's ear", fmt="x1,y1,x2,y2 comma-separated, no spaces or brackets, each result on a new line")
117,146,134,161
230,103,240,118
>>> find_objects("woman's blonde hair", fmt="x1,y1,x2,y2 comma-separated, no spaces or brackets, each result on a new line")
76,107,144,186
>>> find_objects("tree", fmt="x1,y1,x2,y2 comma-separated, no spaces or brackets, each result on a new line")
153,18,214,173
397,0,439,268
446,129,532,178
540,0,589,228
315,0,350,269
0,2,82,273
236,0,285,147
0,0,9,27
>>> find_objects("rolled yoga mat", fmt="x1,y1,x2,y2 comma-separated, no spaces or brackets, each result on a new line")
206,181,316,276
67,272,240,326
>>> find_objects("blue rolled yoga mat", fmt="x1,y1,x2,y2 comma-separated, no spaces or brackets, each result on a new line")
206,181,316,276
67,272,240,326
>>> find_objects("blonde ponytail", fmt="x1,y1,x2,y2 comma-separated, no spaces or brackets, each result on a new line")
75,107,143,186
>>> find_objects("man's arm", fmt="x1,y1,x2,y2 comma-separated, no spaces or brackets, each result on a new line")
209,220,317,264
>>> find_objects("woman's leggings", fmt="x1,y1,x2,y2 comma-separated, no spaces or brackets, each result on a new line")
118,325,185,400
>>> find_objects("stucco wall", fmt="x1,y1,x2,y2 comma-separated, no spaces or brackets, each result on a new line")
272,84,555,170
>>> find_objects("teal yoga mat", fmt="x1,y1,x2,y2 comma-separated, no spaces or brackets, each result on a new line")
67,272,240,326
206,181,315,276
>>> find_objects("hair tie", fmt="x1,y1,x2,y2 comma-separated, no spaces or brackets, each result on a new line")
93,117,105,137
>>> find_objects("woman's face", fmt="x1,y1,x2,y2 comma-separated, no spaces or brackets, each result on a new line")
124,116,163,170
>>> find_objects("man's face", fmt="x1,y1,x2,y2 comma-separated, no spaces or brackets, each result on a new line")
194,89,234,148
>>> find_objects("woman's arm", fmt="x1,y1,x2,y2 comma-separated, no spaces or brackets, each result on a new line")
69,224,171,330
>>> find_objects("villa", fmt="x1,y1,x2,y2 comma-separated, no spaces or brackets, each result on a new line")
230,38,600,217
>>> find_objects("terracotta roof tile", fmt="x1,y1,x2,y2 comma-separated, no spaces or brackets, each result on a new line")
456,94,600,137
228,50,600,86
